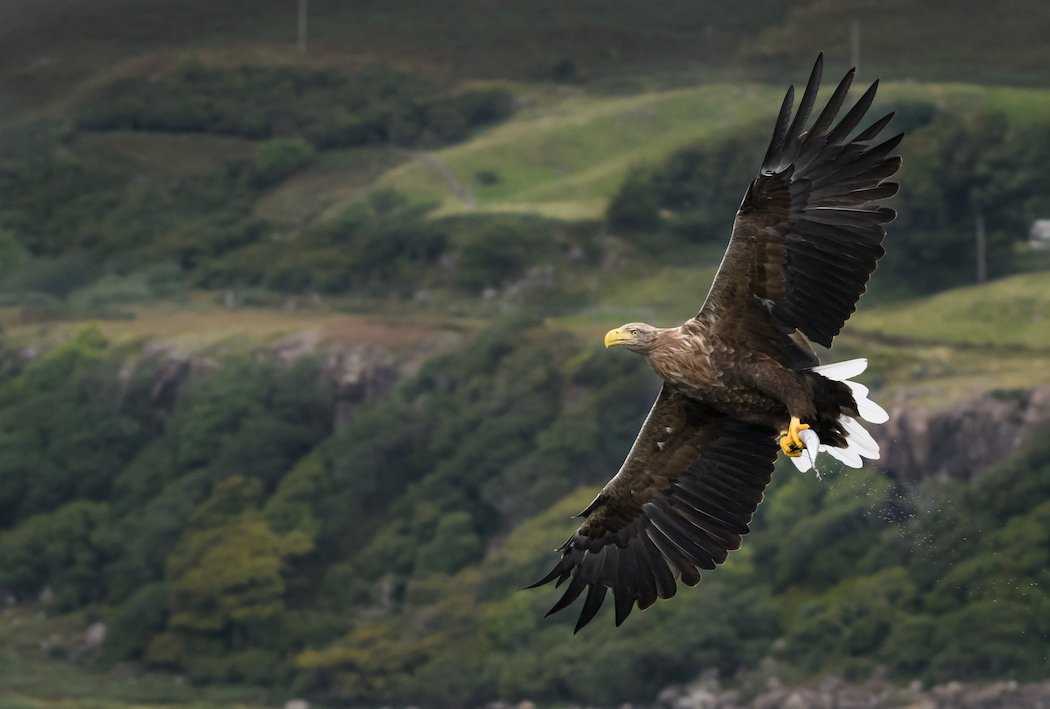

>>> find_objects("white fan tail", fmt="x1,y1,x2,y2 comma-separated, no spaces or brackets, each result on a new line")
795,358,888,472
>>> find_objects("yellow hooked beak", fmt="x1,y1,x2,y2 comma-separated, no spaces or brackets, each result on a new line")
604,327,633,349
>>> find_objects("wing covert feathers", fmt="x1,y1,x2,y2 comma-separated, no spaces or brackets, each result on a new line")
527,388,778,631
704,54,903,347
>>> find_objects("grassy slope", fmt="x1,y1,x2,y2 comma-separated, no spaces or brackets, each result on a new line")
377,84,778,219
851,272,1050,350
0,301,468,360
280,81,1050,222
844,273,1050,405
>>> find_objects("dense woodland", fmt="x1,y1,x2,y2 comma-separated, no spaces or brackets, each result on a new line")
0,15,1048,706
0,324,1047,705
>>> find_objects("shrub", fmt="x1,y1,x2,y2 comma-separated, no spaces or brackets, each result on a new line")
606,166,662,230
250,138,317,189
784,568,917,672
606,122,766,242
104,582,170,661
415,512,483,574
77,63,514,151
2,252,101,298
198,191,447,295
0,330,149,525
454,218,552,292
0,501,112,608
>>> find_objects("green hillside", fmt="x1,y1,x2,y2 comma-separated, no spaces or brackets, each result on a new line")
26,75,1050,229
0,3,1049,707
4,59,1049,319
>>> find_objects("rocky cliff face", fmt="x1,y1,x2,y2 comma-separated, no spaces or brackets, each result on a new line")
876,387,1050,484
127,324,463,429
271,333,412,428
130,329,1050,486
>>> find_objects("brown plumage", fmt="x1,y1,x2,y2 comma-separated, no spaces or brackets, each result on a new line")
528,54,902,632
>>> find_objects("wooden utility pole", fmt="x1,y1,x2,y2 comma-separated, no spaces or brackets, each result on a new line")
850,19,861,72
975,209,988,283
298,0,309,53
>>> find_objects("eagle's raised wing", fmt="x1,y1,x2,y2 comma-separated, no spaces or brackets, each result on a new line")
699,54,902,347
527,386,778,631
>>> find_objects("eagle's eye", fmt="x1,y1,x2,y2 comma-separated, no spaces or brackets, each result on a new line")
629,328,639,335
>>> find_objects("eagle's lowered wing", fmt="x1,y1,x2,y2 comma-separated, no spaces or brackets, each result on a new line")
699,54,902,348
527,386,778,631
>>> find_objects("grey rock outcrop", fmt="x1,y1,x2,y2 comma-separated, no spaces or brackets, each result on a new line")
876,386,1050,483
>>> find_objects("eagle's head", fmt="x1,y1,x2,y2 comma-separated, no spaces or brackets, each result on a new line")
604,322,661,353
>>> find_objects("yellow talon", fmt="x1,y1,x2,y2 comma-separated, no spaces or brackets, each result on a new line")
779,416,811,458
789,416,811,447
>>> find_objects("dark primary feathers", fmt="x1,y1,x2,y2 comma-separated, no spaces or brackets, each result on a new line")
529,54,900,632
700,52,902,347
527,387,778,632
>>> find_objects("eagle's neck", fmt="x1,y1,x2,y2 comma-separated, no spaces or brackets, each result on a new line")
647,324,710,387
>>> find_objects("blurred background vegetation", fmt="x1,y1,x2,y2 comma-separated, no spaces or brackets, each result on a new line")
0,1,1048,707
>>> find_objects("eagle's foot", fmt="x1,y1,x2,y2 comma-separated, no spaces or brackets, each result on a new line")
778,417,811,458
779,433,804,457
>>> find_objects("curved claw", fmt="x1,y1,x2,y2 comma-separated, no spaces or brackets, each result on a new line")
779,417,812,458
779,431,804,457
